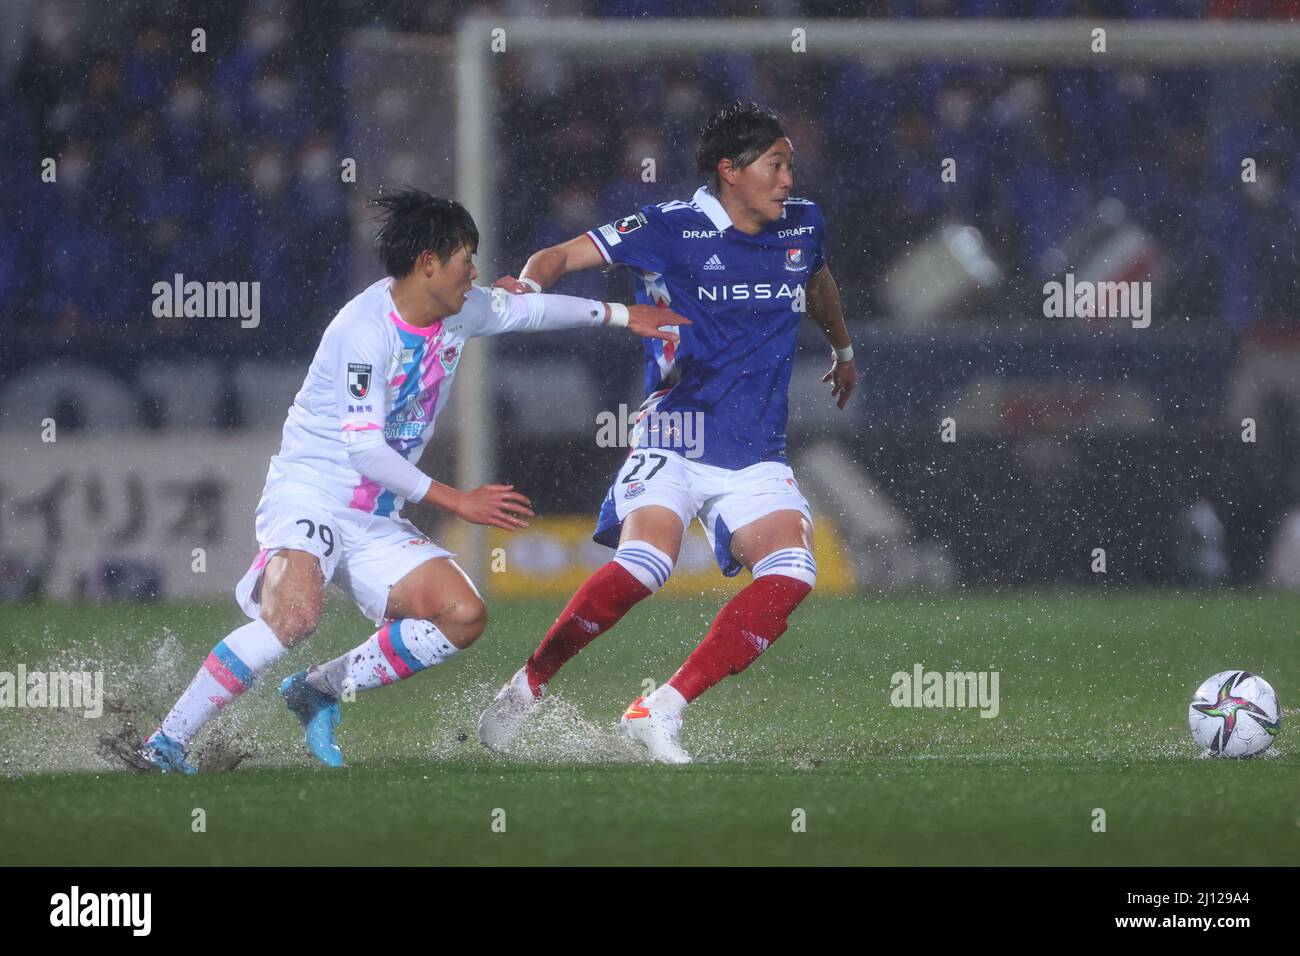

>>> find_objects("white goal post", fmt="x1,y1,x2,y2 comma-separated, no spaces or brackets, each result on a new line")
453,16,1300,579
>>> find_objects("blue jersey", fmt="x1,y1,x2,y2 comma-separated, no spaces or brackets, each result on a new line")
586,186,827,470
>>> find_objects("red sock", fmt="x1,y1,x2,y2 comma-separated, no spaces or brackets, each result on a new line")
668,575,812,703
526,562,652,691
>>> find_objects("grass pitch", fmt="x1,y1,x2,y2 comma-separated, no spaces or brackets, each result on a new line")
1,591,1297,865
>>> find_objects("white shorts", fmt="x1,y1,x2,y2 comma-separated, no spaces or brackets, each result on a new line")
593,450,812,577
234,484,453,624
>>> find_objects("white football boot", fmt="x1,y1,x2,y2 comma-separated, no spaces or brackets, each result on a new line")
478,666,543,752
619,696,691,764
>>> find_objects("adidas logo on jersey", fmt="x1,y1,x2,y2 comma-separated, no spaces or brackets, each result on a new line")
702,254,725,271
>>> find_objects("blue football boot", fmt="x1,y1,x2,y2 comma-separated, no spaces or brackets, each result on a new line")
279,670,345,767
140,731,198,774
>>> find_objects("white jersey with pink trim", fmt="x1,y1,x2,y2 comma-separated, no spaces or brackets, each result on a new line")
263,277,520,518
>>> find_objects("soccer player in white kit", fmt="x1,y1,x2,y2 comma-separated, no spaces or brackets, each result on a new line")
135,190,686,772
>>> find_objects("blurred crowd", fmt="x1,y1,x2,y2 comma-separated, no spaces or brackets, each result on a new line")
1,0,1298,359
1,1,348,351
496,30,1300,331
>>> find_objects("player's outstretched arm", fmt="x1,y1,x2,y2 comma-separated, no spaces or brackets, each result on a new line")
478,284,689,345
807,266,858,410
498,234,607,293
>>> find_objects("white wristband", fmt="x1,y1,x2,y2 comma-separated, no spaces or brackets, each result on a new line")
605,302,630,328
518,276,542,293
834,344,854,362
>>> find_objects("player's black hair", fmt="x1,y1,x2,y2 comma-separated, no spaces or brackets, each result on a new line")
371,188,479,277
696,101,787,194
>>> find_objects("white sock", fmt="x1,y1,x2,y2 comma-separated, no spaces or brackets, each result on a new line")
614,540,675,593
643,683,688,717
307,619,459,697
752,547,817,588
159,619,285,745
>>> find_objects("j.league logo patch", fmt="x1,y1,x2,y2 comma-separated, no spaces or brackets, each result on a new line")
347,362,372,399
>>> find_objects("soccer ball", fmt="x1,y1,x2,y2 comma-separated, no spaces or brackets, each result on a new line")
1188,670,1282,758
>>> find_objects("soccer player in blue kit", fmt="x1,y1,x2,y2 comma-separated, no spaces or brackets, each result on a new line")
480,103,857,762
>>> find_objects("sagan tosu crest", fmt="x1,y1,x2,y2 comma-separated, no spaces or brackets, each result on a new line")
440,344,461,372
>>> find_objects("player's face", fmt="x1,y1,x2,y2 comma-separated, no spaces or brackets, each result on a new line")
734,138,794,224
427,243,478,316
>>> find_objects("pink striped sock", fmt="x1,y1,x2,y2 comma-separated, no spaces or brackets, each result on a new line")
159,619,285,744
307,619,459,697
